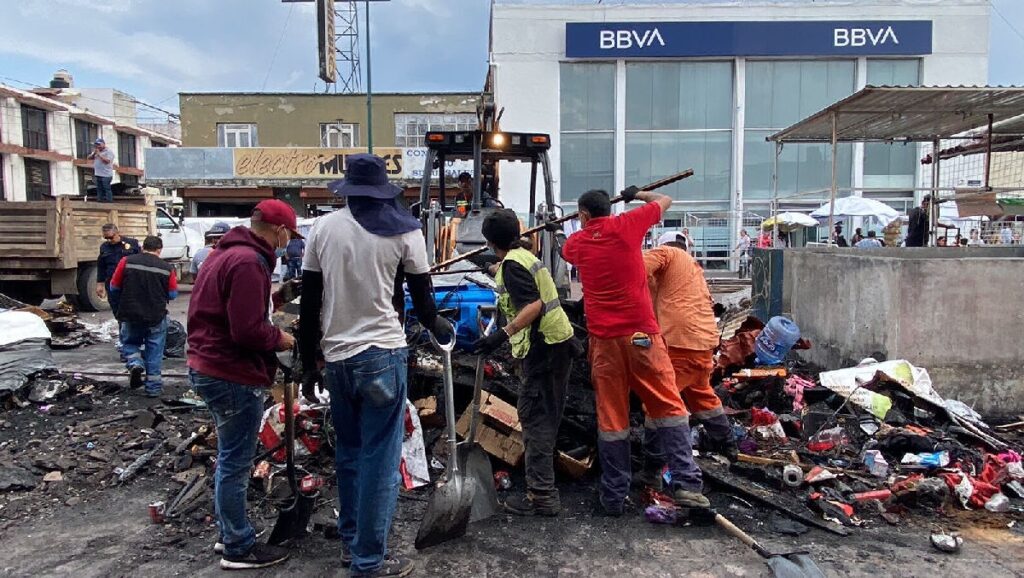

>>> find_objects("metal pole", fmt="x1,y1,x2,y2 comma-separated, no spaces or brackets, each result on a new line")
828,112,838,247
930,137,940,246
771,141,780,246
984,113,994,190
365,0,373,153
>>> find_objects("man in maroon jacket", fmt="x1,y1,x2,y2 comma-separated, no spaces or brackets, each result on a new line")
187,199,299,570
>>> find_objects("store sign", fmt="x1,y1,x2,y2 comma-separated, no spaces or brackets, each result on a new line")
565,20,933,58
233,148,404,179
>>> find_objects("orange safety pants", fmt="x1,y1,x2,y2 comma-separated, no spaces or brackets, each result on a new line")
667,347,725,421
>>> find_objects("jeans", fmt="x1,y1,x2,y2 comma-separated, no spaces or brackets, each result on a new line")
95,176,113,202
285,258,302,281
190,370,265,557
121,317,168,394
326,346,408,574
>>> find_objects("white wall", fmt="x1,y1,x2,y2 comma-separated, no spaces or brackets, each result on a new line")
492,0,991,216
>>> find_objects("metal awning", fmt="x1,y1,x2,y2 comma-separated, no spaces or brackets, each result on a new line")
769,86,1024,144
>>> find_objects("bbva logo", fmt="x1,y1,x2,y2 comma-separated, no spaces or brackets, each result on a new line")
599,28,666,50
834,26,900,47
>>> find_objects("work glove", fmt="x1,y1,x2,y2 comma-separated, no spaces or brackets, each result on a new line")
620,185,641,204
471,328,509,355
301,368,321,401
276,279,302,304
430,317,455,345
542,220,563,233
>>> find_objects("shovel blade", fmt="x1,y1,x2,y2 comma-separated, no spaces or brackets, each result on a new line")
460,445,500,523
268,492,317,546
415,477,473,550
767,554,826,578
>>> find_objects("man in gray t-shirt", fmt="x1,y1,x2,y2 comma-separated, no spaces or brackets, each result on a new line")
88,138,116,202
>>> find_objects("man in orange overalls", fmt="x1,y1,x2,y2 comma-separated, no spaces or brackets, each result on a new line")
637,235,738,490
563,188,708,515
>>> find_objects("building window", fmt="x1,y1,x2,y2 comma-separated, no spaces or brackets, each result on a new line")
74,119,100,159
320,122,359,148
150,140,168,148
0,156,5,200
864,59,922,190
625,62,733,206
559,62,615,202
394,113,478,147
743,60,856,201
78,167,95,196
24,158,51,200
118,132,138,168
120,174,140,187
21,105,49,151
217,123,258,148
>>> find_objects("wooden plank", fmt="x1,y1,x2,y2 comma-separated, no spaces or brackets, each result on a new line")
0,233,49,241
0,215,49,223
0,224,59,233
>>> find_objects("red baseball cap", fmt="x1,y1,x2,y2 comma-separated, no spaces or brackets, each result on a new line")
252,199,302,238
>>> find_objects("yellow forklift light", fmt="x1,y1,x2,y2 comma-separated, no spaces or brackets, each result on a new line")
490,133,507,147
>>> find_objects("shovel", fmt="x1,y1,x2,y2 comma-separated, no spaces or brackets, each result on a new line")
268,368,317,545
461,307,500,523
714,512,826,578
415,319,474,549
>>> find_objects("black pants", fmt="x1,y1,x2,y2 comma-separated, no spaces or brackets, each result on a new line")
518,340,573,499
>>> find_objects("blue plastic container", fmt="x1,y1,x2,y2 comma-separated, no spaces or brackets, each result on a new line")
404,283,497,351
754,316,801,366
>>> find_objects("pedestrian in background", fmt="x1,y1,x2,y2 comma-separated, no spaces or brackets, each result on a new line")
855,230,883,248
108,235,177,397
190,221,230,278
187,200,301,570
284,235,305,281
1001,224,1014,245
96,223,140,318
88,138,116,202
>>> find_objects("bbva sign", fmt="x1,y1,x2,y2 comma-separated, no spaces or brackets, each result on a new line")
599,28,666,50
834,26,900,47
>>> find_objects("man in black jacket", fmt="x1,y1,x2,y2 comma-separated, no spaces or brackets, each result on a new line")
109,235,178,397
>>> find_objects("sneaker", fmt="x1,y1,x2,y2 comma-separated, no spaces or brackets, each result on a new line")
595,496,627,518
214,542,224,554
219,543,290,570
672,488,711,509
342,542,352,568
128,366,144,389
503,493,560,517
632,468,664,492
351,556,413,578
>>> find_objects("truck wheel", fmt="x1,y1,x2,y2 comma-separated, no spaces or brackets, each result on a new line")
74,263,109,312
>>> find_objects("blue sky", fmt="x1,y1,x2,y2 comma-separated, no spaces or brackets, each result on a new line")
2,0,1022,122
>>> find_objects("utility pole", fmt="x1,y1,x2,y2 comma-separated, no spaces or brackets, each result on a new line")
366,0,373,152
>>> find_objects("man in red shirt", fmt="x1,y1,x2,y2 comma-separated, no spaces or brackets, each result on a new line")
563,188,707,515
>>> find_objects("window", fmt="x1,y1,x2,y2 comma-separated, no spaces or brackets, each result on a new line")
120,174,140,187
625,62,733,205
743,60,856,200
0,156,5,200
117,132,138,168
394,113,478,148
150,140,168,148
78,167,95,196
74,120,99,159
320,122,359,147
864,59,922,189
560,62,615,201
21,105,48,151
24,159,51,200
217,123,258,148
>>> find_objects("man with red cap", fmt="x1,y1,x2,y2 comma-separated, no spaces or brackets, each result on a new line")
187,199,302,570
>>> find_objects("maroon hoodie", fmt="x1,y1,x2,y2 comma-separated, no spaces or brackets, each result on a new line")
187,226,283,387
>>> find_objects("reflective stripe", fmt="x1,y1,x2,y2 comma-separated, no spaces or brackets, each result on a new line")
598,429,630,442
692,406,725,421
543,298,561,313
529,261,544,274
644,415,689,429
126,263,171,276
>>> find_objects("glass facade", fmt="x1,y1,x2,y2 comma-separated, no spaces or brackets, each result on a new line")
864,59,922,189
559,62,614,200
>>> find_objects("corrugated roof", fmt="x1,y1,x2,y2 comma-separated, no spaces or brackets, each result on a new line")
769,86,1024,144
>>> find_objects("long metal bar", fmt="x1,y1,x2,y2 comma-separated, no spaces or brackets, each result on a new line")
828,112,838,246
365,0,373,153
771,141,780,246
984,113,994,190
930,137,941,246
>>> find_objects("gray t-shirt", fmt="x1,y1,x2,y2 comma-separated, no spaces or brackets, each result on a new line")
93,149,115,178
303,207,430,362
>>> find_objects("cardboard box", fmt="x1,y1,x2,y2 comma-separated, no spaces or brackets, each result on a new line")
455,392,525,467
556,450,594,480
413,396,443,429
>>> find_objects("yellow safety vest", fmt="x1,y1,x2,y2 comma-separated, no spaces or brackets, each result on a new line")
495,248,574,359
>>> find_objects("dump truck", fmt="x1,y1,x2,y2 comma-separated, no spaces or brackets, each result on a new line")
0,196,198,311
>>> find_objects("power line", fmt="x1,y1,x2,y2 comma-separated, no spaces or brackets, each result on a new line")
0,75,180,120
991,0,1024,46
262,2,296,92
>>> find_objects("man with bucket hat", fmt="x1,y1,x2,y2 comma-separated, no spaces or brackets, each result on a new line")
299,154,450,577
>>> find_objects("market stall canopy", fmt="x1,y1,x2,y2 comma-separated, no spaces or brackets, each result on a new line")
769,86,1024,144
762,212,820,232
809,197,900,227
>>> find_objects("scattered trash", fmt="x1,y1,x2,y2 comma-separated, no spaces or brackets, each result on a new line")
148,501,167,524
863,450,890,478
984,493,1010,513
930,532,963,554
782,464,803,487
494,471,512,491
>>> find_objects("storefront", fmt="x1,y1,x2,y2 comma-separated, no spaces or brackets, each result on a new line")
489,0,991,260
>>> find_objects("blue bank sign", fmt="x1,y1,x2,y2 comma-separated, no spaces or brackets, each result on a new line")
565,21,933,58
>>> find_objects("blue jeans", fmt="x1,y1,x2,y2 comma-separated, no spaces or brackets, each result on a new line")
96,176,113,202
121,317,167,394
285,258,302,281
190,370,265,557
326,346,408,573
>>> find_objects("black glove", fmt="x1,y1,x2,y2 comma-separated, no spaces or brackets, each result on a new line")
621,185,641,204
430,317,455,345
276,279,302,304
542,220,563,233
472,328,509,355
301,368,320,401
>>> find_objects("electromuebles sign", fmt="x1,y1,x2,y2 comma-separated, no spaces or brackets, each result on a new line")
233,147,404,179
565,21,933,58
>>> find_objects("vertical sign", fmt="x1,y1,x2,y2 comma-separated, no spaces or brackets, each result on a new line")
317,0,337,83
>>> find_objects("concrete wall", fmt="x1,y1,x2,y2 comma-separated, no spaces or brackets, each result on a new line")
491,0,991,217
178,92,480,148
782,247,1024,415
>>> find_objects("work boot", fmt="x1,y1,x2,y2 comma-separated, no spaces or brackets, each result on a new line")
632,468,664,492
503,492,560,517
351,556,414,578
672,487,711,509
128,365,144,389
219,543,290,570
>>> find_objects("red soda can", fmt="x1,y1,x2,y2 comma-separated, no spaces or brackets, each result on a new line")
148,501,166,524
